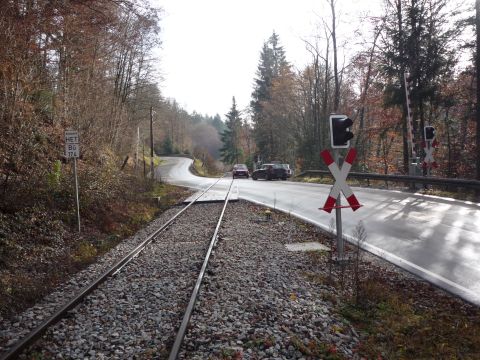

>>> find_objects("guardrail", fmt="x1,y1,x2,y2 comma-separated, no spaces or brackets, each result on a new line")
296,170,480,191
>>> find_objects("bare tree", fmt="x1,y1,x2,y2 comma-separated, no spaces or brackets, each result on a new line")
328,0,341,112
476,0,480,182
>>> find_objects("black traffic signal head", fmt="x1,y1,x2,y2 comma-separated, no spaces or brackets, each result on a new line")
404,72,414,92
424,126,435,141
330,115,354,148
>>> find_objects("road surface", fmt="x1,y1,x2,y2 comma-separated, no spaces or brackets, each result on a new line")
157,157,480,305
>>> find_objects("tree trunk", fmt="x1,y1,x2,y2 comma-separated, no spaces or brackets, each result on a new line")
330,0,340,112
476,0,480,182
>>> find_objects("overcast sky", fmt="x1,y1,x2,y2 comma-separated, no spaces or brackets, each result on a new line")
151,0,382,118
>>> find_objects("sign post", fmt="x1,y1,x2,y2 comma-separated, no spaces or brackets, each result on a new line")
322,114,361,260
320,148,362,260
334,149,344,259
65,130,81,233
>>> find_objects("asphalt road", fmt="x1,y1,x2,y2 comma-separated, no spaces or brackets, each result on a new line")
157,157,480,305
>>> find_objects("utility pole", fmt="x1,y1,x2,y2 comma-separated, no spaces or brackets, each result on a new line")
150,106,154,180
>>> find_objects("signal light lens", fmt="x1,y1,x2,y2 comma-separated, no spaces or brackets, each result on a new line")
424,126,435,141
330,115,354,148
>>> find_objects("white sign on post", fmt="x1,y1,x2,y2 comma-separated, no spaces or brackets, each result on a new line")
65,130,80,158
65,130,81,232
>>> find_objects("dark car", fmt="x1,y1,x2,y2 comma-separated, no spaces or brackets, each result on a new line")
252,163,287,180
232,164,249,179
280,164,293,178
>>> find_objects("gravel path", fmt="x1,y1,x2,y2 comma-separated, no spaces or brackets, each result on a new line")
181,202,360,359
1,200,361,359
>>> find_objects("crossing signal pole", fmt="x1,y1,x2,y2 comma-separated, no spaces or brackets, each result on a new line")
404,72,418,176
326,114,360,260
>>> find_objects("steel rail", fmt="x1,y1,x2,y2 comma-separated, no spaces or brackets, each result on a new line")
297,170,480,190
0,178,224,360
168,179,235,360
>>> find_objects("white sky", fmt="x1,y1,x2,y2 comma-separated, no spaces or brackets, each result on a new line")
151,0,383,117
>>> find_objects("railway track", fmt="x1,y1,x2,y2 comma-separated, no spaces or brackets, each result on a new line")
0,178,234,359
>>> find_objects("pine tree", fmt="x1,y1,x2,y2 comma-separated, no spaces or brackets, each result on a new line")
251,32,290,161
162,136,174,154
220,97,242,164
211,114,226,133
380,0,458,172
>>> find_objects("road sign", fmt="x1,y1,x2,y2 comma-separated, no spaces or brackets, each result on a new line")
65,129,81,232
422,140,438,169
65,130,79,143
65,143,79,158
320,148,361,213
65,130,80,158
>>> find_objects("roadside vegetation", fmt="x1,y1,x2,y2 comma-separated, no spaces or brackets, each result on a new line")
192,158,224,178
340,274,480,358
0,156,190,320
1,0,479,355
260,209,480,359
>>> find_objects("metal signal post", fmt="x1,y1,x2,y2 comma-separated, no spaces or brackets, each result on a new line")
334,149,344,259
321,116,362,260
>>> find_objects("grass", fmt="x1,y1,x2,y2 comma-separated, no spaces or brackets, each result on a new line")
148,181,191,210
279,212,480,359
142,153,162,167
299,176,335,185
219,348,243,359
303,252,480,359
288,334,345,359
192,158,224,178
72,241,98,263
244,335,276,349
193,159,207,177
250,197,480,359
337,271,480,359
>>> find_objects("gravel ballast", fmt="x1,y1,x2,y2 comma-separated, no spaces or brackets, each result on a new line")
1,199,470,359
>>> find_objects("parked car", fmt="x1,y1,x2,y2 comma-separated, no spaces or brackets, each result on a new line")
232,164,249,179
280,164,293,178
252,163,287,180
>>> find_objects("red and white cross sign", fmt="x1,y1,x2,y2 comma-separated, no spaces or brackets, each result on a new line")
422,140,438,169
320,148,361,213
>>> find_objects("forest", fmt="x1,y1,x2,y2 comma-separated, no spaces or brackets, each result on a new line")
0,0,479,212
221,0,480,181
1,0,480,353
0,0,226,210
